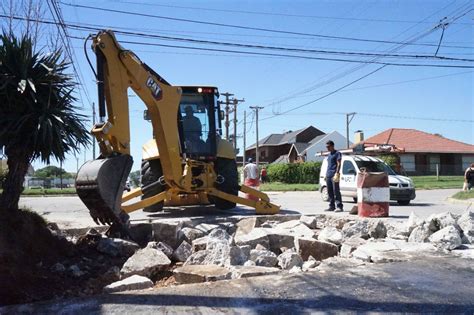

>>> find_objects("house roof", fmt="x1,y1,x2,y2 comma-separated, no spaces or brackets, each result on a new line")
247,126,318,150
291,142,311,154
361,128,474,154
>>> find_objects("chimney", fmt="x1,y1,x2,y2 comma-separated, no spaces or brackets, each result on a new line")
354,130,364,144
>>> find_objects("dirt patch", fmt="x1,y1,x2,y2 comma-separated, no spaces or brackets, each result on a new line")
0,208,125,306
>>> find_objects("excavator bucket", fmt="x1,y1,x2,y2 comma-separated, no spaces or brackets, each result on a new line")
76,155,133,225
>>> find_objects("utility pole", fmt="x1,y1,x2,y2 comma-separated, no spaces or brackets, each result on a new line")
92,102,96,159
346,112,356,149
242,110,246,167
231,98,245,151
250,106,264,167
220,92,234,140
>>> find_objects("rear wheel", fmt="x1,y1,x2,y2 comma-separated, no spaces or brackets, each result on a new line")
213,158,238,210
141,159,164,213
321,186,329,202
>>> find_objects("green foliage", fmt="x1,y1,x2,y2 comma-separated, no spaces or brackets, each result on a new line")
0,32,90,163
267,162,321,184
260,182,318,191
129,170,140,187
452,190,474,200
34,165,67,178
377,154,398,169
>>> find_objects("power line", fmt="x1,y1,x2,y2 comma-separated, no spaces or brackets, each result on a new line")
263,3,473,108
60,2,474,49
5,14,474,67
109,0,473,25
65,34,474,69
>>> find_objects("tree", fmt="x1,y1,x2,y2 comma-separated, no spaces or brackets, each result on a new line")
129,170,141,187
34,165,67,178
0,32,90,210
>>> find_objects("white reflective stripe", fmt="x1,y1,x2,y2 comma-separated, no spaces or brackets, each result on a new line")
357,187,390,202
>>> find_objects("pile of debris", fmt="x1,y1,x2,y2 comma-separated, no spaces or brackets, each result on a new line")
100,208,474,292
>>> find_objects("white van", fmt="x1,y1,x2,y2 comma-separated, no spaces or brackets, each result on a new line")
319,155,416,205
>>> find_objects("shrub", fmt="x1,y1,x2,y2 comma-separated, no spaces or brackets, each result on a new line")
377,154,399,169
267,162,321,184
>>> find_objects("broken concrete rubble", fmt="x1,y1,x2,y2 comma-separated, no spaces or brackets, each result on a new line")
147,241,173,258
342,220,369,239
178,227,205,244
96,238,139,257
121,247,171,278
408,224,432,243
368,220,387,239
235,228,270,249
191,237,208,252
173,241,192,262
152,221,183,248
103,275,154,293
194,223,219,234
302,256,320,271
277,251,303,270
458,209,474,244
340,236,366,258
250,248,278,267
295,237,339,261
428,225,462,251
299,215,317,229
174,265,232,284
231,266,280,279
318,227,343,245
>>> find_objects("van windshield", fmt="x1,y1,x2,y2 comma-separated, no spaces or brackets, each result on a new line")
355,161,396,175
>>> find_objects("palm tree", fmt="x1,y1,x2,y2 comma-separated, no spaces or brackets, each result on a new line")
0,32,90,210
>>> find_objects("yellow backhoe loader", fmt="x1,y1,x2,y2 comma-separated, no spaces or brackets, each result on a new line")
75,30,279,232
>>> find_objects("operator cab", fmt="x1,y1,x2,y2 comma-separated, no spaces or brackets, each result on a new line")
178,86,222,161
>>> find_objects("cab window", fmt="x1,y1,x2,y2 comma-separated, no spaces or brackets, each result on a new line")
179,93,211,155
342,160,357,175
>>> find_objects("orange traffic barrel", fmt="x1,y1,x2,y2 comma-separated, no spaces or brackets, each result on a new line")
357,171,389,217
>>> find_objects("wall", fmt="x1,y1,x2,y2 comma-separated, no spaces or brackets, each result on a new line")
305,131,348,162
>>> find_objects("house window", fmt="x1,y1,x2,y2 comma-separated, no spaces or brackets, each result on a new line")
428,154,440,173
400,154,415,172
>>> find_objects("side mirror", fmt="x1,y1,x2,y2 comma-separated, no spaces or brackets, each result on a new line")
143,109,151,121
220,110,225,120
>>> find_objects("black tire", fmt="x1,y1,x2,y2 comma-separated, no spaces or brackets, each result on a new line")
397,200,410,206
213,158,239,210
141,159,164,213
353,197,358,203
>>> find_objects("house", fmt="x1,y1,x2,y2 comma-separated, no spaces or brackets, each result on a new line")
300,131,349,162
358,128,474,175
245,126,325,163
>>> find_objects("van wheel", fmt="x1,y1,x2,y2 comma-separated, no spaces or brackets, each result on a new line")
321,186,329,202
353,197,358,203
397,200,410,206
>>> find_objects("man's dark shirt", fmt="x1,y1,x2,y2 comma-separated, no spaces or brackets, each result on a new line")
326,150,342,177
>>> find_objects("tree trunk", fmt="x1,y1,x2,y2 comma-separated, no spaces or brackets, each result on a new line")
0,150,31,211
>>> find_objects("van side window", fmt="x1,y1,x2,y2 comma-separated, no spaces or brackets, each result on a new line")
342,161,356,175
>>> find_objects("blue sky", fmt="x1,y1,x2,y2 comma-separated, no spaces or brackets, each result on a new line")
6,0,473,172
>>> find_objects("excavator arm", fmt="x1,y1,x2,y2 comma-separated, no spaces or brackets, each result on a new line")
76,30,185,225
76,30,280,228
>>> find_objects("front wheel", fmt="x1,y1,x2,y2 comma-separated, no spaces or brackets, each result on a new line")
397,200,410,206
321,186,329,202
213,158,238,210
141,159,164,213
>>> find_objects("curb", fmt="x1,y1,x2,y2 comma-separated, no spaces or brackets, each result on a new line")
446,197,473,206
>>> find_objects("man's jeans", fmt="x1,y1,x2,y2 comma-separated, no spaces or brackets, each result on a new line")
326,176,343,210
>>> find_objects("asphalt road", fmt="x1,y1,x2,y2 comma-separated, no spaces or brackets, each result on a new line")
3,254,473,313
19,189,469,229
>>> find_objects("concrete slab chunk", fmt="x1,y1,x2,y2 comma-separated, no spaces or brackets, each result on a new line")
121,247,171,278
295,237,339,261
174,265,231,284
231,266,280,279
103,275,153,293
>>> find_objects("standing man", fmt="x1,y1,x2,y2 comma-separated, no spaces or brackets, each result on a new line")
324,140,343,212
465,163,474,190
243,158,259,187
